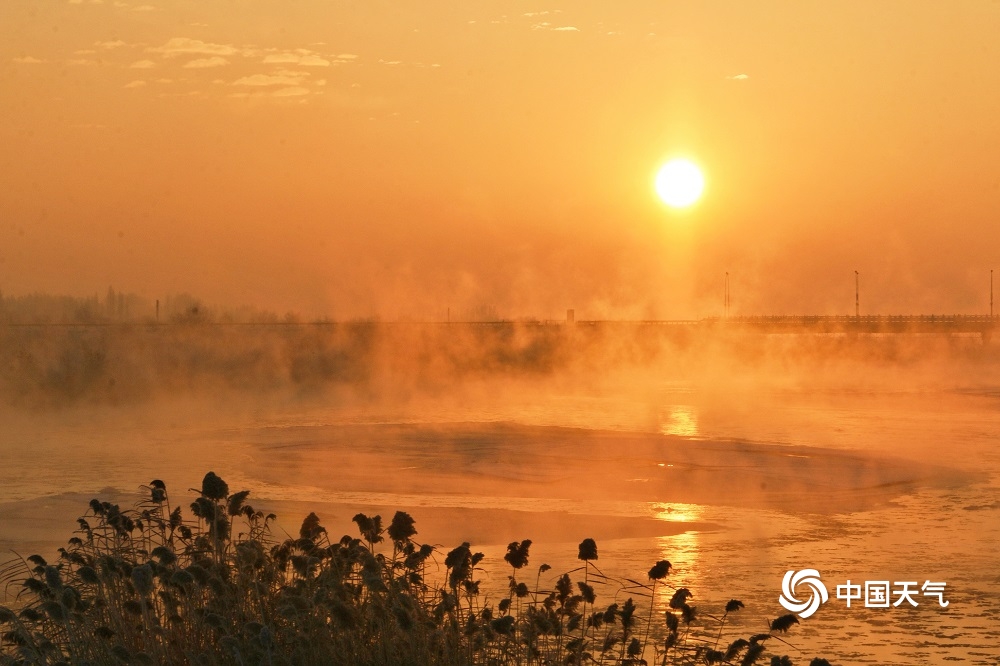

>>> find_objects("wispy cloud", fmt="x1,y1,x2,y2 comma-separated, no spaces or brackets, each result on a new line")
531,22,579,32
183,57,229,68
232,73,308,86
147,37,241,58
272,86,310,97
726,73,749,81
12,56,45,64
261,53,300,64
262,52,330,67
96,40,128,49
296,55,330,67
123,79,147,88
130,59,156,68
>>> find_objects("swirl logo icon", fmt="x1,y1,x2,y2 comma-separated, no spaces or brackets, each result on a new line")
779,569,829,619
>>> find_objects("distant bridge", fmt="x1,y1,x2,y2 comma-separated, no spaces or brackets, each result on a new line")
2,315,997,339
567,315,999,340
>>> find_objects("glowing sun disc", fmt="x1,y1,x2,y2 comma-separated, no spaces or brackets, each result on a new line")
655,159,705,208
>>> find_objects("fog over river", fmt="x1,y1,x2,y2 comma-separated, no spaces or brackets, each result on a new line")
1,330,999,664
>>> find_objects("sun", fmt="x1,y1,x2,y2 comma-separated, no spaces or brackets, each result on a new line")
654,159,705,208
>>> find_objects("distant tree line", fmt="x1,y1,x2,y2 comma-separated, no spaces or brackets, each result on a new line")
0,289,286,325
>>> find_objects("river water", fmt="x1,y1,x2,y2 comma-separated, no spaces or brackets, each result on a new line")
1,362,999,664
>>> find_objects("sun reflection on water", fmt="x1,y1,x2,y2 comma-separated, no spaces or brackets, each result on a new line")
653,502,702,524
660,406,698,437
649,503,704,614
650,529,703,623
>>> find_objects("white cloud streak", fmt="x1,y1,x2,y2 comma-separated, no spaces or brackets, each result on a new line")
232,73,307,86
183,57,230,68
147,37,241,58
262,53,330,67
272,86,310,97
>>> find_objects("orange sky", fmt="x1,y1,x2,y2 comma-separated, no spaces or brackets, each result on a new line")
2,1,999,319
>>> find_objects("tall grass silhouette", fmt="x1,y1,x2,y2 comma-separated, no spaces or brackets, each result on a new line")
0,473,832,665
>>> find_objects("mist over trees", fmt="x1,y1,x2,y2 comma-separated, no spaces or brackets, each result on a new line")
0,289,287,325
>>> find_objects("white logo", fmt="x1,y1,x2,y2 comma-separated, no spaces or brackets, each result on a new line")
779,569,829,618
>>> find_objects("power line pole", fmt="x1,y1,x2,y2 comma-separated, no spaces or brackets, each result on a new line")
855,270,859,318
991,269,994,318
724,272,729,319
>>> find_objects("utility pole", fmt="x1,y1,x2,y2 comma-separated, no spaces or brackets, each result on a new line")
855,270,859,318
724,272,730,319
991,270,994,318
